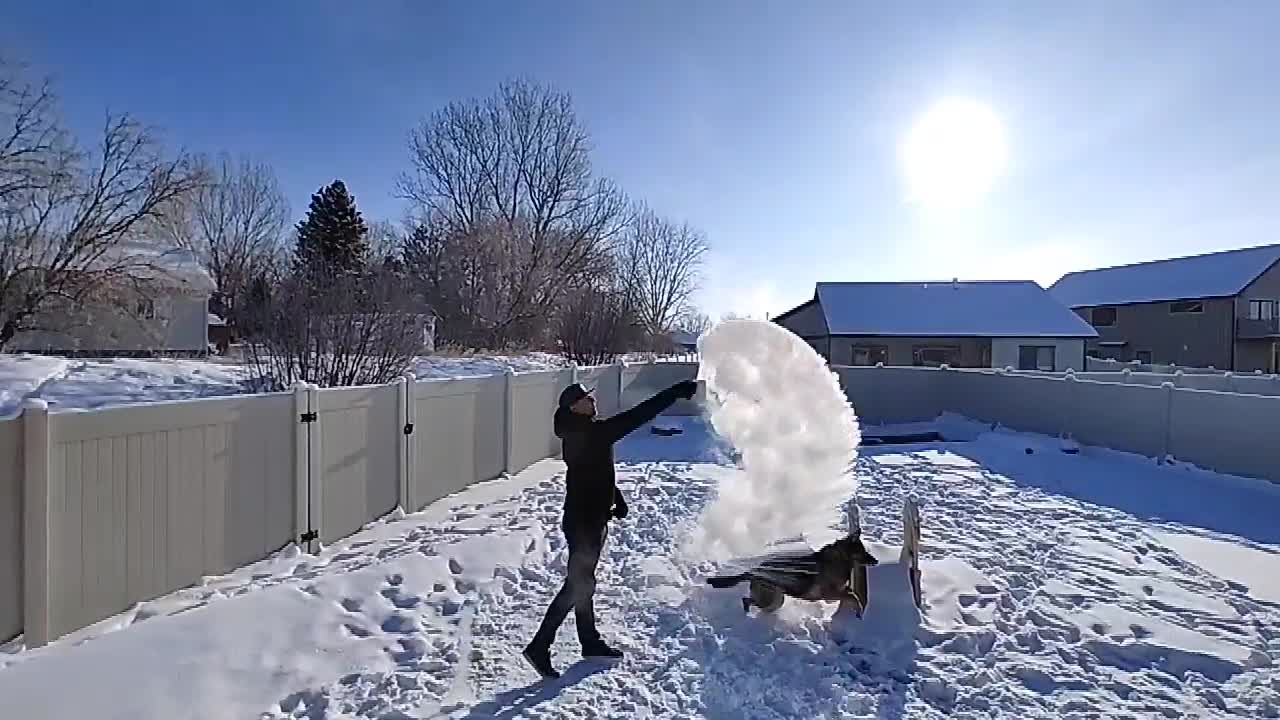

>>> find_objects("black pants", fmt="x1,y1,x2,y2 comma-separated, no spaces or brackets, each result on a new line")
530,521,608,649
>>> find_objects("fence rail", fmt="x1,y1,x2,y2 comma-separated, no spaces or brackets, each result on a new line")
837,365,1280,484
1,362,700,649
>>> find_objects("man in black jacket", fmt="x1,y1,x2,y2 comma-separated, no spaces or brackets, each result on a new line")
523,378,698,679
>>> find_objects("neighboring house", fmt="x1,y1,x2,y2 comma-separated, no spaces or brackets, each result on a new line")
774,280,1097,371
9,245,214,357
667,330,699,354
1048,244,1280,373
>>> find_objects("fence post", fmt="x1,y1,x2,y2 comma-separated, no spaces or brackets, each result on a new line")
397,373,416,513
1160,381,1175,463
503,369,516,475
616,361,627,411
306,384,323,552
22,399,51,648
292,382,313,552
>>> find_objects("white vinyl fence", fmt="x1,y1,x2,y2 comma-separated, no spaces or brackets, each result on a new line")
1,362,697,649
1010,368,1280,397
838,366,1280,484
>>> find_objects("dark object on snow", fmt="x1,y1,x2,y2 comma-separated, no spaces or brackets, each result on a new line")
1025,447,1034,455
522,645,559,679
1061,446,1080,455
650,426,683,436
582,639,624,659
706,534,880,616
862,431,945,446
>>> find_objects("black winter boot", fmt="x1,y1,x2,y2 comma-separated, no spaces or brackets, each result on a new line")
522,643,560,679
582,639,623,659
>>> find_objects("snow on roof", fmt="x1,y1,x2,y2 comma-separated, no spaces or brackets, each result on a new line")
815,281,1098,337
1048,244,1280,308
97,241,215,294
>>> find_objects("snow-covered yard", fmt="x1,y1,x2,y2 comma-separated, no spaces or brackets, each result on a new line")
2,417,1277,719
0,353,571,417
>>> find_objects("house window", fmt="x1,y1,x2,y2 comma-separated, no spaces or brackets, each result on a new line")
1017,346,1056,371
1248,299,1277,321
1090,307,1116,327
1170,300,1204,314
851,345,888,366
135,298,156,320
1135,350,1153,364
912,345,959,367
1086,349,1102,359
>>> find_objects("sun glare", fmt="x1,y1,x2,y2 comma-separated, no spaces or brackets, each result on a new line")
901,97,1007,211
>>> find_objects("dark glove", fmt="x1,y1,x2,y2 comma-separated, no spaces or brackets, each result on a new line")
612,494,629,520
673,380,698,399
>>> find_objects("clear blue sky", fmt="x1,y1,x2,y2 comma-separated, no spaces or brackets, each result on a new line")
7,1,1280,318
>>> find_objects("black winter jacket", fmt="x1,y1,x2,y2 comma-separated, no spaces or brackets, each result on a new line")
554,385,686,528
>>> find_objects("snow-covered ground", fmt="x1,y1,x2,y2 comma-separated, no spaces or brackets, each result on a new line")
0,353,572,417
3,416,1278,719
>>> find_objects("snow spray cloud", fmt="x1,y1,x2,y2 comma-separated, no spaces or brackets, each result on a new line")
690,319,861,561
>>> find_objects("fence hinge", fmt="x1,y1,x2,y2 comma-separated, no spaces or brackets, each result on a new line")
403,422,414,435
300,412,317,423
299,529,318,544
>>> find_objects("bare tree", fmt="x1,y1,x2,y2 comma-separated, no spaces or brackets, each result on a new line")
617,205,708,340
365,219,404,266
0,56,63,209
0,60,200,349
556,265,638,366
174,153,288,324
677,310,714,336
240,263,426,389
399,79,627,348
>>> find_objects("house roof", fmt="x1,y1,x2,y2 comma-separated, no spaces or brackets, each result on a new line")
97,241,215,294
814,281,1098,338
1048,244,1280,308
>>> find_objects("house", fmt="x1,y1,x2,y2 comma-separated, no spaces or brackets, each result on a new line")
774,280,1098,371
10,244,215,357
667,330,699,354
1048,244,1280,373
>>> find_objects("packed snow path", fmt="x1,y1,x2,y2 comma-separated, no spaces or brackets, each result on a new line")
2,419,1279,719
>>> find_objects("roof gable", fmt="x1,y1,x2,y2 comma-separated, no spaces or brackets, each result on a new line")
815,281,1097,338
1048,244,1280,308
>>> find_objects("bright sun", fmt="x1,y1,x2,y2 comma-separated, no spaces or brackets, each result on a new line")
901,97,1007,211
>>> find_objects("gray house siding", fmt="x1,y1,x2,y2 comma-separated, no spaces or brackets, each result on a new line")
830,337,991,367
775,299,828,338
1234,260,1280,372
775,299,831,358
1073,298,1235,369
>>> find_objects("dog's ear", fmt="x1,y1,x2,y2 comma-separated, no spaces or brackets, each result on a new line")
855,541,879,566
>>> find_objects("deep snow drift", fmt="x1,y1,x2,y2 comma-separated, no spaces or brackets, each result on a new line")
691,319,861,561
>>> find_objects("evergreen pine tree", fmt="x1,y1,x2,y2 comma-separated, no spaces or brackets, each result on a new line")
294,180,369,276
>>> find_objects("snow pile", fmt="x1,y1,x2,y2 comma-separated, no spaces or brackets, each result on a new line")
0,354,70,418
409,353,567,379
691,319,861,561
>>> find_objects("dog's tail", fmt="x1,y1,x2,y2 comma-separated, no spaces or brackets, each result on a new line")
706,573,748,589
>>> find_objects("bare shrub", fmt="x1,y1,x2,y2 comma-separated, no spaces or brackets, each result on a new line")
240,264,427,390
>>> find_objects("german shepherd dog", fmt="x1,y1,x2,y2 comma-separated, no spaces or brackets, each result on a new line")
706,532,880,615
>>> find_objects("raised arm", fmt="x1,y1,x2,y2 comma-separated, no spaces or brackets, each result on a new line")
595,381,697,444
